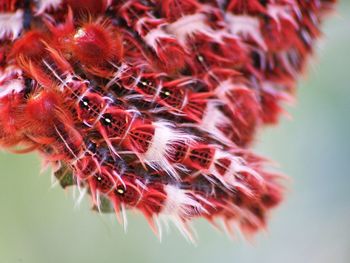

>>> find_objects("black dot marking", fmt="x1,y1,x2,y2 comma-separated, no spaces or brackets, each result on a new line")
23,78,32,98
101,113,113,127
160,89,171,99
79,97,90,109
197,55,204,62
116,186,125,196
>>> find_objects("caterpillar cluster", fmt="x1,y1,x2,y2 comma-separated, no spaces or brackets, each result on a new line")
0,0,335,240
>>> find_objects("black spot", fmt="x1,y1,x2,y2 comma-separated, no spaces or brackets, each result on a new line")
259,0,268,7
115,186,126,196
23,0,32,30
23,78,32,98
159,88,171,99
251,51,262,70
101,113,113,127
79,97,90,109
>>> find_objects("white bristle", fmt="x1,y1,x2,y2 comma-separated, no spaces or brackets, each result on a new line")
167,13,213,47
0,10,23,40
157,185,206,243
143,28,171,50
226,14,267,50
35,0,62,14
199,101,233,145
142,121,197,179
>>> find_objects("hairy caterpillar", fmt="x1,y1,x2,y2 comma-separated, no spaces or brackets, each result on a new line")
0,0,335,241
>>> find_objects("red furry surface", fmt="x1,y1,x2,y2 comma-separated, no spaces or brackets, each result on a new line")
0,0,336,241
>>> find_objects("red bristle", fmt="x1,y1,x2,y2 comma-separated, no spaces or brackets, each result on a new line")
71,22,123,65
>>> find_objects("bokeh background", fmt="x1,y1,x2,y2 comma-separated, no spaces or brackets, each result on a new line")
1,2,349,263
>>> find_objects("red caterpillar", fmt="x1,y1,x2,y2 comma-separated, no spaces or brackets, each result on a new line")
0,0,335,241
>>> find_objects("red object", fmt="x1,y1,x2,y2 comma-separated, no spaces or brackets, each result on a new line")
0,0,336,240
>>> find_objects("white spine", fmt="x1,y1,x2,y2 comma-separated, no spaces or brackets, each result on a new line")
0,10,23,40
226,14,267,51
143,28,171,51
0,79,24,99
158,185,207,243
166,13,213,46
162,185,206,217
267,4,297,29
199,101,233,145
208,149,263,194
35,0,62,14
142,121,196,179
0,67,24,98
215,80,252,113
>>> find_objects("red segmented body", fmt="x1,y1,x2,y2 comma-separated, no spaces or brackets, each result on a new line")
0,0,336,240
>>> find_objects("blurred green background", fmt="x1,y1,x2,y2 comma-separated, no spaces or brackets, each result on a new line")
1,2,349,263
